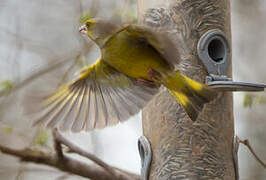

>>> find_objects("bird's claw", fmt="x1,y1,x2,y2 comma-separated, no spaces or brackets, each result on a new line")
137,78,157,87
147,68,162,81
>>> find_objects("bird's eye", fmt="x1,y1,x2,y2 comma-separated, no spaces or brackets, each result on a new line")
86,22,90,28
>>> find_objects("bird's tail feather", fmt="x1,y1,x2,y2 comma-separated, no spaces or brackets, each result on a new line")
167,72,217,121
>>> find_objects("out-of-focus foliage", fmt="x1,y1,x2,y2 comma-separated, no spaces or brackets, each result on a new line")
243,94,266,108
34,129,49,147
1,125,13,133
243,94,253,108
0,80,13,94
79,13,94,24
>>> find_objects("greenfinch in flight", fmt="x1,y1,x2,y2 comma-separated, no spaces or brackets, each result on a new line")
33,19,216,132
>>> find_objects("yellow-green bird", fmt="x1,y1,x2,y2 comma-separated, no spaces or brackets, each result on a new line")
34,19,216,132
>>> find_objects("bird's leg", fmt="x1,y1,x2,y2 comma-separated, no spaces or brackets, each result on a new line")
137,78,157,87
147,68,162,82
137,68,162,87
137,77,161,88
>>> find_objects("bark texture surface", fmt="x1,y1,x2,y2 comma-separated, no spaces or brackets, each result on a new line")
139,0,235,179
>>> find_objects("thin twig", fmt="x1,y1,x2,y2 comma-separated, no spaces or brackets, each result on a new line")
0,45,90,97
0,26,54,56
53,130,64,160
53,129,119,178
238,137,266,168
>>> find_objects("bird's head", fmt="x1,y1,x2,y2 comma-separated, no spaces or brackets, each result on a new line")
79,19,120,47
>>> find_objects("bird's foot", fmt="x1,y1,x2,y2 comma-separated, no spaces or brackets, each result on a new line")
137,78,157,87
147,68,162,82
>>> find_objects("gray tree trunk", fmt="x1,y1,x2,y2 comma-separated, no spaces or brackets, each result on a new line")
138,0,235,179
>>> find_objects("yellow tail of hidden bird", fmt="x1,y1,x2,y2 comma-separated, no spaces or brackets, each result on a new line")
31,19,217,132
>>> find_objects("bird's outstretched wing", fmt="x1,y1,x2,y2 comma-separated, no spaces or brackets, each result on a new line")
124,24,180,70
33,59,158,132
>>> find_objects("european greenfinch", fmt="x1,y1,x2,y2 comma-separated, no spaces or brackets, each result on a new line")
33,19,216,132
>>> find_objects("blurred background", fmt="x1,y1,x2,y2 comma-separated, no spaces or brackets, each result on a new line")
0,0,265,179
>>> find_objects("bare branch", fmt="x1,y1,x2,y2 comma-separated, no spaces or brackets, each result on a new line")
52,129,139,180
0,144,140,180
0,129,140,180
53,131,64,160
53,129,118,177
238,137,266,169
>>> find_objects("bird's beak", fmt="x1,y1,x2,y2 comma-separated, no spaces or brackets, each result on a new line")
79,25,88,35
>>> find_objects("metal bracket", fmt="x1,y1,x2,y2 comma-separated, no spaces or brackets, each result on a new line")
197,29,266,92
138,136,152,180
207,74,266,91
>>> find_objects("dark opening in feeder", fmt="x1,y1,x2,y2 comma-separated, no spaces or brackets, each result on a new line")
208,38,225,62
197,29,230,75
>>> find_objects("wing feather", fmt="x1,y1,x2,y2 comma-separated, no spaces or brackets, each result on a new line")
34,85,78,127
86,82,97,131
33,59,159,132
101,84,120,126
50,86,82,129
71,84,88,132
95,82,109,129
60,84,86,131
84,84,93,131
